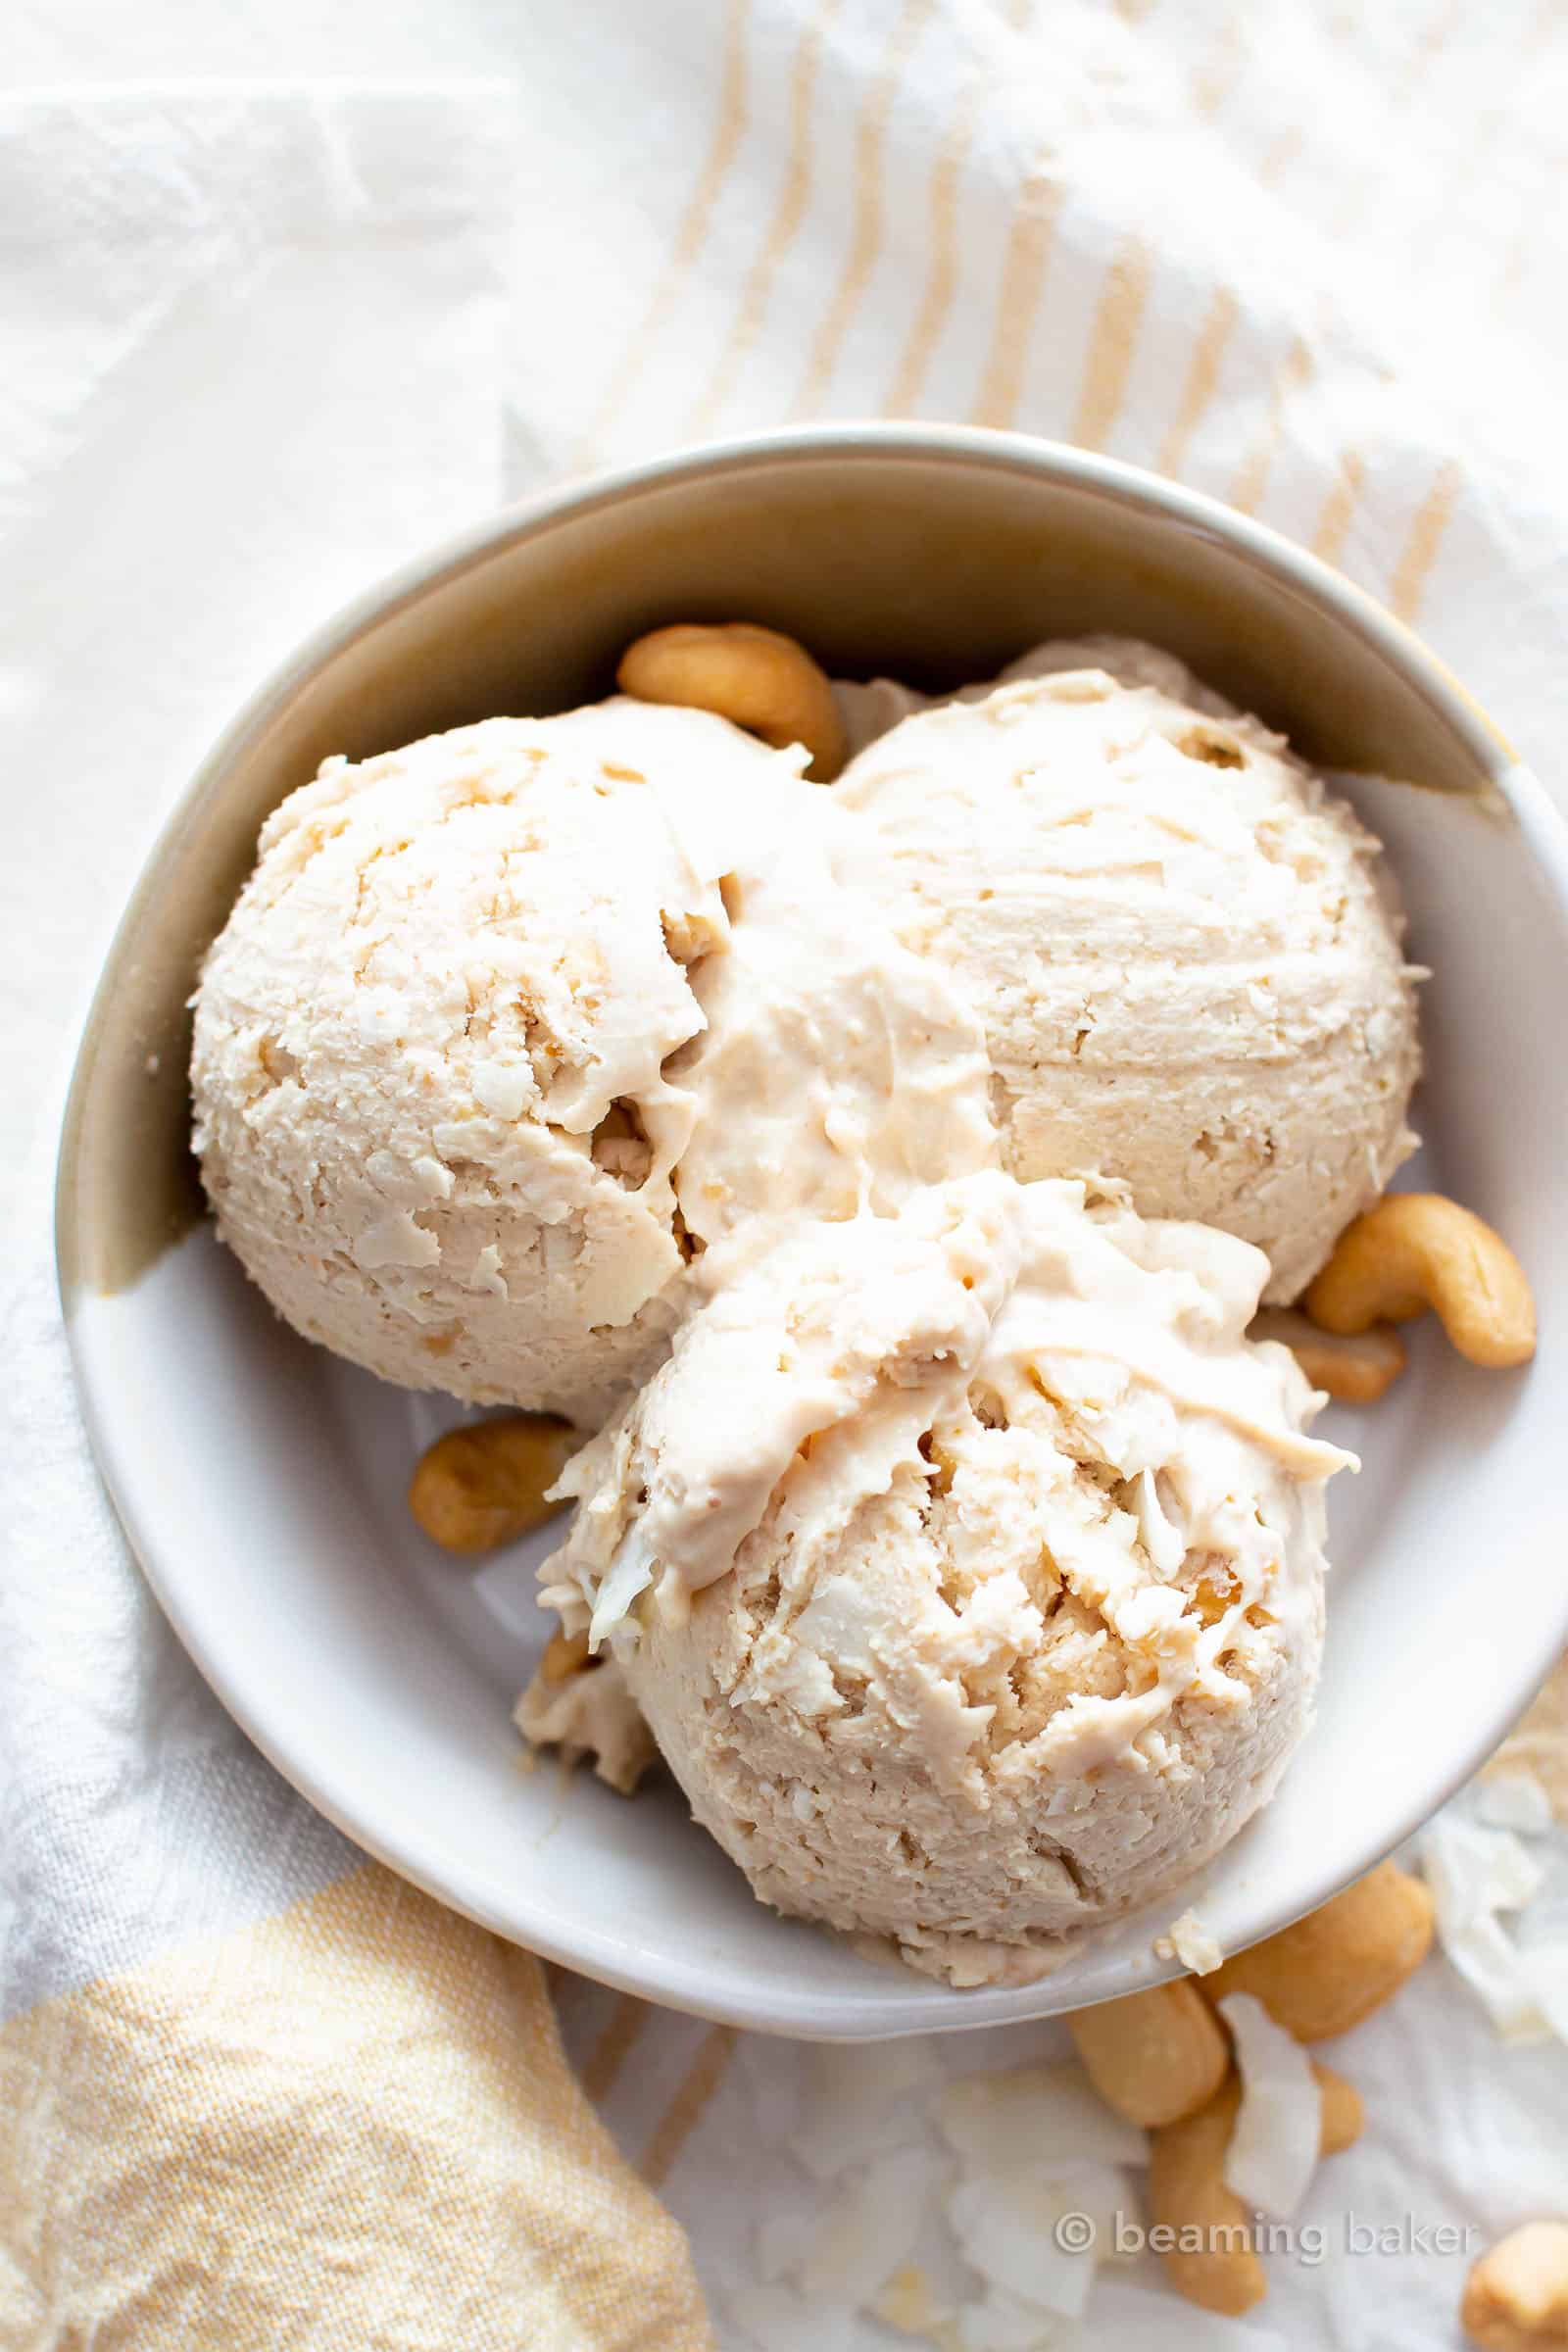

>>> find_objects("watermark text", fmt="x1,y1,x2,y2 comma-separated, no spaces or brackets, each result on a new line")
1052,2209,1480,2266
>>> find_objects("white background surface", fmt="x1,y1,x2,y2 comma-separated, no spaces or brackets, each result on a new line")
8,5,1568,2348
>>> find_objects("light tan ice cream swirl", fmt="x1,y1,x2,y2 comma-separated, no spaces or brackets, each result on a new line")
538,1171,1352,1985
191,701,995,1426
834,638,1423,1303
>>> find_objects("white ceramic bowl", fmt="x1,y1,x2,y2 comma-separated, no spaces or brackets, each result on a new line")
59,426,1568,2037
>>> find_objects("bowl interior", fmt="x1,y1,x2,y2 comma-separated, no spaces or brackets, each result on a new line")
60,432,1568,2035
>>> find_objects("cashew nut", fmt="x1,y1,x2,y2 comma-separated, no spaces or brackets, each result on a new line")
1304,1194,1536,1370
1250,1307,1407,1404
408,1414,578,1555
1312,2062,1363,2155
1148,2077,1267,2316
1067,1979,1230,2127
1462,2222,1568,2350
1143,2049,1364,2314
1202,1861,1435,2041
616,621,848,780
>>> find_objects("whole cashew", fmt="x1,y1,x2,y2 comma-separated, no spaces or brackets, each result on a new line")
1250,1307,1407,1403
1148,2076,1267,2316
1304,1194,1536,1369
1463,2223,1568,2350
1067,1979,1230,2127
408,1414,578,1555
616,621,848,780
1143,2050,1364,2316
1312,2062,1363,2155
1202,1861,1435,2041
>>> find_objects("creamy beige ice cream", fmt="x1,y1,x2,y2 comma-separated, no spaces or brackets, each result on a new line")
833,638,1422,1303
191,701,995,1426
535,1170,1351,1984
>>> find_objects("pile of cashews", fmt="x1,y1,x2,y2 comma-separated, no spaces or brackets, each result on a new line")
1066,1863,1428,2317
1068,1869,1567,2340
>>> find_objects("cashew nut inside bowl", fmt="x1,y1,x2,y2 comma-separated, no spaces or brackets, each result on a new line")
408,1415,578,1556
1305,1193,1537,1370
616,620,848,779
1250,1308,1408,1403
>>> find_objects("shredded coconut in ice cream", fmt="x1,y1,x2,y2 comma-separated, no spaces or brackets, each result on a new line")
538,1171,1351,1983
192,700,994,1425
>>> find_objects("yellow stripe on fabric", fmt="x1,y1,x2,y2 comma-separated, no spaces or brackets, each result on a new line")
1409,0,1466,78
1492,214,1544,320
1192,12,1246,118
1310,445,1367,566
887,0,1028,415
579,1990,653,2107
795,0,936,416
576,0,751,469
1070,235,1152,451
969,167,1065,429
1157,285,1238,479
640,2025,739,2190
691,0,842,438
1389,456,1463,620
0,1864,714,2352
885,72,983,412
1257,125,1301,186
1226,334,1313,514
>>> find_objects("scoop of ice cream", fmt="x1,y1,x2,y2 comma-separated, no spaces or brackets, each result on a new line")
833,637,1422,1303
538,1171,1352,1985
192,701,994,1425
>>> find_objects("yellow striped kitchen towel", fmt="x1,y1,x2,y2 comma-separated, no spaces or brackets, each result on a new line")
0,1869,712,2351
513,0,1568,774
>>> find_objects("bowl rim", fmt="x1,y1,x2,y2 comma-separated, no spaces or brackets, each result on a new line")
56,423,1568,2035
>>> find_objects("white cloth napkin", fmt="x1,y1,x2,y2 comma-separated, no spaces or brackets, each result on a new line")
0,80,511,1164
6,13,1568,2351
